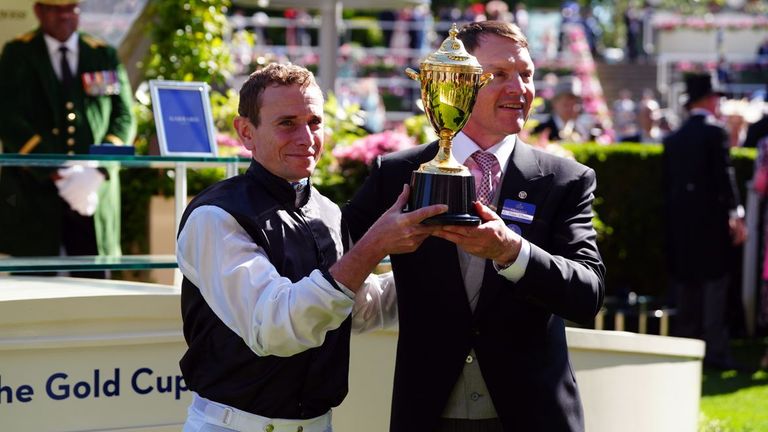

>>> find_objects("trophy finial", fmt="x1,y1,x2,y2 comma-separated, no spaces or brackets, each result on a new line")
425,23,481,70
449,23,459,39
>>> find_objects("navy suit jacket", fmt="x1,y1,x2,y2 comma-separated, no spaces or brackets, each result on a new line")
343,139,605,432
662,114,740,281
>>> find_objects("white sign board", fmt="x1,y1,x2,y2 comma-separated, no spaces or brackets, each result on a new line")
0,1,37,51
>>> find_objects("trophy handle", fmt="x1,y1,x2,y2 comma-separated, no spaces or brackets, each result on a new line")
405,68,420,81
479,72,494,89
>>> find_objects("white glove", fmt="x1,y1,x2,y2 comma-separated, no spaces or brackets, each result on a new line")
54,165,106,216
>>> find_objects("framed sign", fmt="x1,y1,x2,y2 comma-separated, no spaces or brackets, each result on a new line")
149,80,217,157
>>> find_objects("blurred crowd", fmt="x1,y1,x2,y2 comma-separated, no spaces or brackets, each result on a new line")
226,1,768,148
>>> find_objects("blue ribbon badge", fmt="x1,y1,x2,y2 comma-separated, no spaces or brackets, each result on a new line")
500,199,536,225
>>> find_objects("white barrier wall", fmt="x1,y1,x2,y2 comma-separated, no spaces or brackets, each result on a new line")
567,329,704,432
0,277,704,432
0,277,189,432
653,11,768,57
336,329,705,432
657,28,768,56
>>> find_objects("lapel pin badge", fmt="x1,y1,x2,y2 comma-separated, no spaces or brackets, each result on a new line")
518,191,527,199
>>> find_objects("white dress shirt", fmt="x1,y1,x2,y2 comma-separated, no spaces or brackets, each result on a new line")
43,32,79,81
453,132,531,283
177,204,397,358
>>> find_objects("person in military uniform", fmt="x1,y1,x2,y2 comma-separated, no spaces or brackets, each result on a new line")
0,0,135,271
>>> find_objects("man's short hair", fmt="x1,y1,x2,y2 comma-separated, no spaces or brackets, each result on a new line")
457,20,529,53
238,63,318,127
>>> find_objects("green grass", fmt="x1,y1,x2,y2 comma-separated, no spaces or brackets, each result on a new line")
699,339,768,432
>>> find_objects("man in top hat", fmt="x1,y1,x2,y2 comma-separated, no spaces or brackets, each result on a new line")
531,77,587,142
0,0,135,272
662,72,746,370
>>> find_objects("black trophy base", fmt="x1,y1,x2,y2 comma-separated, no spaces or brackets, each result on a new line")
408,171,481,226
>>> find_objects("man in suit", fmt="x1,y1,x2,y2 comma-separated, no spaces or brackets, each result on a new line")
663,73,746,370
0,0,135,269
531,77,587,143
344,21,605,432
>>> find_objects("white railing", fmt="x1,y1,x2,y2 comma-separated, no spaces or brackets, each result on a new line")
657,52,763,111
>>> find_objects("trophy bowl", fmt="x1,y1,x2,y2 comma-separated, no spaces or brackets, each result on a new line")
405,23,493,225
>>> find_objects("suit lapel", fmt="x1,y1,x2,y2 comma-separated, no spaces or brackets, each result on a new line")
475,139,553,317
496,138,543,198
495,139,554,237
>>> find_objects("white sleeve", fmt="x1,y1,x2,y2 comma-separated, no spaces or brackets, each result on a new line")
494,238,531,282
177,205,354,358
351,271,398,333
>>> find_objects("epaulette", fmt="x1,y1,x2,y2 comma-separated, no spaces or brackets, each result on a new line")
81,34,107,49
13,31,35,43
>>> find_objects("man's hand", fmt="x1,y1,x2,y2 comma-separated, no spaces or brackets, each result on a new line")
729,216,747,246
365,184,447,256
433,201,522,267
330,184,447,292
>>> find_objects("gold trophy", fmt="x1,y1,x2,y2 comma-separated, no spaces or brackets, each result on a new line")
405,24,493,225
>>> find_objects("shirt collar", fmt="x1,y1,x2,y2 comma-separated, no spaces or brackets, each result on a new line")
689,107,715,118
43,32,79,58
246,160,311,209
291,178,309,207
453,131,516,169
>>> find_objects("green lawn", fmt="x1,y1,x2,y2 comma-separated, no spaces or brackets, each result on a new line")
699,339,768,432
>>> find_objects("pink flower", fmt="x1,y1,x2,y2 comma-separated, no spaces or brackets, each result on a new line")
574,63,595,74
676,61,694,72
583,99,600,114
333,130,415,166
216,133,250,158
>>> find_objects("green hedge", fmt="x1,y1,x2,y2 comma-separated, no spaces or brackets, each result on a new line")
120,143,757,297
119,167,228,256
565,143,756,298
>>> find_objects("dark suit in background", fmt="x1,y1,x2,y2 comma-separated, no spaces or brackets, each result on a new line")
742,84,768,148
662,76,745,368
743,116,768,149
530,115,560,141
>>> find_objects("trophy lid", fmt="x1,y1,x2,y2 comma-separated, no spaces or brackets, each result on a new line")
421,23,482,73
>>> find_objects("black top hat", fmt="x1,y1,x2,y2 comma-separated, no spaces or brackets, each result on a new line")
682,73,725,108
